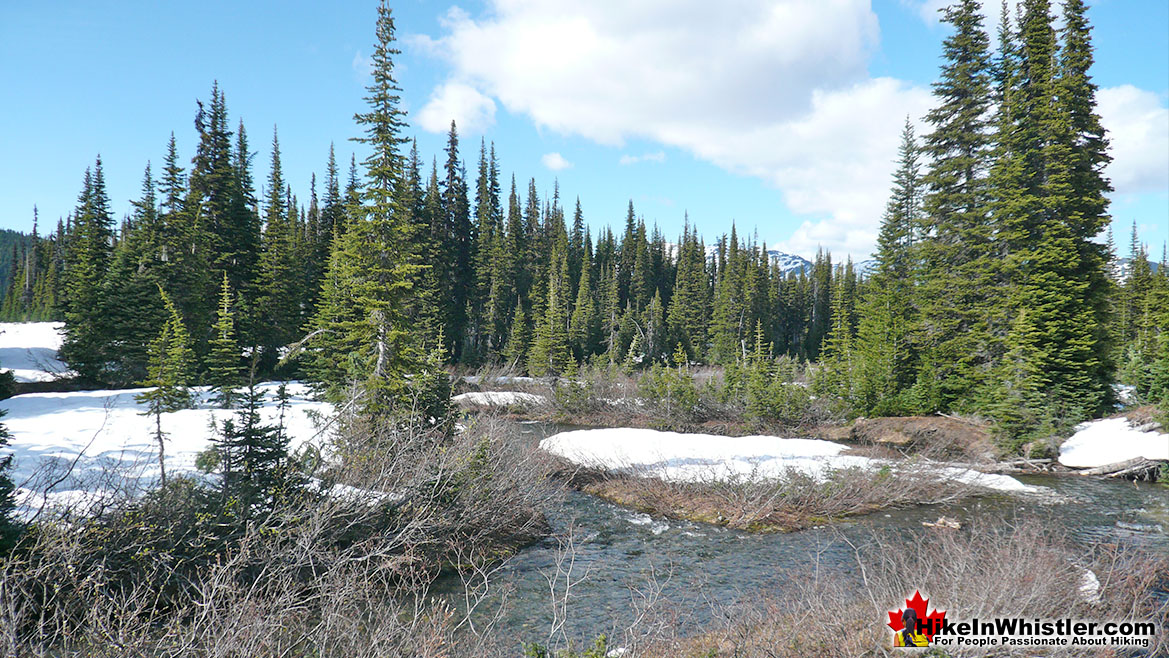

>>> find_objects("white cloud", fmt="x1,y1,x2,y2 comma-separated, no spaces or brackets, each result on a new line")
417,81,497,134
619,151,667,166
1097,85,1169,197
416,0,927,256
541,152,573,171
906,0,1023,38
351,50,373,80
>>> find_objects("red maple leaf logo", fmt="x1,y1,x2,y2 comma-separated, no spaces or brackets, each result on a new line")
887,590,947,641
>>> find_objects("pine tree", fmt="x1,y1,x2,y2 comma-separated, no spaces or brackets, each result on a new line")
502,303,530,370
667,219,709,360
914,0,995,411
1057,0,1114,409
994,0,1110,428
0,374,20,554
442,121,473,360
97,163,170,386
529,250,572,376
569,240,598,359
600,264,621,361
60,157,115,382
815,260,858,402
304,1,425,415
207,272,243,407
136,286,195,487
853,119,923,415
642,289,667,363
211,380,299,516
257,128,300,366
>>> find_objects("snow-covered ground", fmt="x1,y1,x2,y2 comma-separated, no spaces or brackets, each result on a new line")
460,375,537,385
452,391,546,408
0,322,72,382
540,428,1039,493
1059,417,1169,468
1,383,333,515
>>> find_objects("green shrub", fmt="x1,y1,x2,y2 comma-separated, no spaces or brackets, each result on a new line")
638,346,699,425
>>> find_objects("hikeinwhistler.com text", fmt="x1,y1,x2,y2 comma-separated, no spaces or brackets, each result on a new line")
921,617,1158,649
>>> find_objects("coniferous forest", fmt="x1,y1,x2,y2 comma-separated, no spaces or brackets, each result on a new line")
0,1,1167,654
3,0,1165,446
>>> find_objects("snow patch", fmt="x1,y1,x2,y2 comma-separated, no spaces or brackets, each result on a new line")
1058,417,1169,468
0,321,72,382
540,428,1040,493
460,375,537,385
1078,568,1102,605
452,391,545,408
0,382,333,515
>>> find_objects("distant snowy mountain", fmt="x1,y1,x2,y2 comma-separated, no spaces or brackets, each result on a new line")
765,250,812,276
665,243,878,278
1114,257,1161,281
854,259,878,278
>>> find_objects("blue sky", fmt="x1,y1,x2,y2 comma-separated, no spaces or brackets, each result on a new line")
1,0,1166,259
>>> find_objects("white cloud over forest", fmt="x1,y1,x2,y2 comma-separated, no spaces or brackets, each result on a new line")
415,0,1164,258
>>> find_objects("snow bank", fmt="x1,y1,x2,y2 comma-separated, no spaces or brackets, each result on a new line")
452,391,545,408
460,375,537,385
540,428,1039,493
1058,417,1169,468
0,383,333,515
0,321,72,382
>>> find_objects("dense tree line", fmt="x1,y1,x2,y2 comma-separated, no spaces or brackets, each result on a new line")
0,0,1165,447
817,0,1169,446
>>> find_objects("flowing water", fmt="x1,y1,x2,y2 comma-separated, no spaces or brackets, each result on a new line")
438,422,1169,644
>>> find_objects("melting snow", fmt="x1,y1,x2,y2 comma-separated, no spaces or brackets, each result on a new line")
1058,417,1169,468
452,391,545,408
0,383,333,516
0,322,72,382
540,428,1040,493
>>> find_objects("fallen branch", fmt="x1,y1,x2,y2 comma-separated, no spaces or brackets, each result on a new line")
1078,457,1164,479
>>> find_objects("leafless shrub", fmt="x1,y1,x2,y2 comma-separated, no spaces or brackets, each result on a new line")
632,518,1168,657
0,410,560,657
569,456,982,533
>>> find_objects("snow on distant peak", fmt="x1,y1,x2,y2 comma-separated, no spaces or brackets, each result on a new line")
765,250,812,276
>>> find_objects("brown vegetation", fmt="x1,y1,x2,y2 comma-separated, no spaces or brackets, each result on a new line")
563,459,980,533
631,519,1169,657
0,415,557,657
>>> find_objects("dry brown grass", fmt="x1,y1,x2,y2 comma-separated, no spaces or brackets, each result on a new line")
563,457,982,533
0,414,560,657
630,519,1169,657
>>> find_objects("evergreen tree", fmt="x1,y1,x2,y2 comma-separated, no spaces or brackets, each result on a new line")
1057,0,1115,409
257,128,300,365
502,303,529,370
569,239,598,359
136,286,195,487
529,250,572,375
442,121,473,360
207,272,244,407
211,380,299,516
667,219,709,360
0,372,20,554
600,264,621,360
853,119,923,415
97,163,170,386
304,1,426,415
914,0,995,411
60,157,115,382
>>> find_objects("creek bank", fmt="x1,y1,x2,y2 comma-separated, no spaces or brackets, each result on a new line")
538,427,1044,532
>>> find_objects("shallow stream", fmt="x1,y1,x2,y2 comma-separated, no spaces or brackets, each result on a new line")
437,422,1169,644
